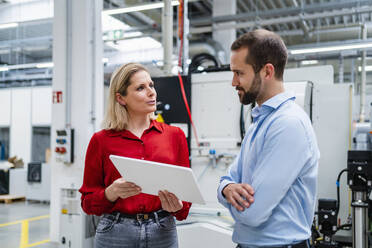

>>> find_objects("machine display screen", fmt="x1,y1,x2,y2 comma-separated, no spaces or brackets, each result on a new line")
56,130,67,136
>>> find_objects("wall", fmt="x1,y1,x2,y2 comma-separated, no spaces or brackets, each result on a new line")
0,86,51,165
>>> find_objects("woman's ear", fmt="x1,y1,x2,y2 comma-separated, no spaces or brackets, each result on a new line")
115,93,126,106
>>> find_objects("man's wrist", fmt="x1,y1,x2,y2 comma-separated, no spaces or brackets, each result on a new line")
222,183,234,198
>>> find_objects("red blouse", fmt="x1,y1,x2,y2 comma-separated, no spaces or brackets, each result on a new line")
79,120,191,220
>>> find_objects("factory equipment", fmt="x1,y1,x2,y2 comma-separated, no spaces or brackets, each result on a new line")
26,162,51,202
347,150,372,248
316,149,372,248
55,129,74,164
183,66,351,247
314,199,339,248
153,75,191,146
60,188,93,248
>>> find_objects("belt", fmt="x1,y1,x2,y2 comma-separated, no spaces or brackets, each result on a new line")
237,240,309,248
115,210,170,221
274,240,308,248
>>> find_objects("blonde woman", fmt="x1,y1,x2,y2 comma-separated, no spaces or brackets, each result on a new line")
79,63,191,248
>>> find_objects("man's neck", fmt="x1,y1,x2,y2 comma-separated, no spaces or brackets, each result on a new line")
256,80,284,106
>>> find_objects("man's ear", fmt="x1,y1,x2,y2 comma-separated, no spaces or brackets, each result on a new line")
115,93,126,106
262,63,275,79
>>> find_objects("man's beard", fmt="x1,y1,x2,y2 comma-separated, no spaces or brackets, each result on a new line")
238,74,261,105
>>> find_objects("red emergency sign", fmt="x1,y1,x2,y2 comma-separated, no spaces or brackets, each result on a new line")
53,91,63,103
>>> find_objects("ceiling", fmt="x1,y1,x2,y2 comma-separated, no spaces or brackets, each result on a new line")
0,0,372,83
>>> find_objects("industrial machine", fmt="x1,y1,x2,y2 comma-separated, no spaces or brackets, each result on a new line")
26,162,51,202
314,199,339,248
179,66,351,248
347,149,372,248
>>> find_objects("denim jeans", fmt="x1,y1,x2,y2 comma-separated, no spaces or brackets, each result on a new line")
95,212,178,248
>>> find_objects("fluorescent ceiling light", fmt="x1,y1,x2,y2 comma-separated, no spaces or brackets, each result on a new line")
0,22,18,29
103,0,180,15
290,42,372,55
36,62,54,68
301,60,318,65
358,65,372,72
0,67,9,72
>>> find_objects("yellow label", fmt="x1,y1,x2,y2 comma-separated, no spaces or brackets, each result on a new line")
156,114,165,123
61,208,68,214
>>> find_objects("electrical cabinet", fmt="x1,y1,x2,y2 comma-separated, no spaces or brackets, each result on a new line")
55,129,74,164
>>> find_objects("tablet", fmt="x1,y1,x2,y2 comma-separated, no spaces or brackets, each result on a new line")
109,155,206,205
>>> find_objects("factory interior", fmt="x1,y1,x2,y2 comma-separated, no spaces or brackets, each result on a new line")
1,0,372,247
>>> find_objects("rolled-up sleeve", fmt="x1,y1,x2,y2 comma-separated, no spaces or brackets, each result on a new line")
228,117,312,227
172,128,192,220
217,148,244,208
79,134,115,215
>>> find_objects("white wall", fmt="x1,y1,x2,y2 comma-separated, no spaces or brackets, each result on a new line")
0,89,11,126
32,87,52,126
0,87,51,165
10,88,32,163
0,0,53,24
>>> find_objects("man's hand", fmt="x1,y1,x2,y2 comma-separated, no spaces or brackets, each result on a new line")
222,183,254,211
105,178,142,202
158,190,183,212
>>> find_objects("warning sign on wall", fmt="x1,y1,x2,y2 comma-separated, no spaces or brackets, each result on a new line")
53,91,63,103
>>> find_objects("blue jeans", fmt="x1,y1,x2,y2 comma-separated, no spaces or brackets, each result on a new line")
95,212,178,248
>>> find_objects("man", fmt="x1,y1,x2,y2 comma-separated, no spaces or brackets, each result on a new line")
217,29,319,248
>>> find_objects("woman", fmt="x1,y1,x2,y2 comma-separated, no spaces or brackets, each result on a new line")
79,63,191,248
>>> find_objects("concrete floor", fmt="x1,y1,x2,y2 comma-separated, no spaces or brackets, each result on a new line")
0,201,58,248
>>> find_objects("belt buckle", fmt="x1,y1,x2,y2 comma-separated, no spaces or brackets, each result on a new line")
136,213,149,221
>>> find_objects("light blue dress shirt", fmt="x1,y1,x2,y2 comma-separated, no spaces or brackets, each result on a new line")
217,91,320,247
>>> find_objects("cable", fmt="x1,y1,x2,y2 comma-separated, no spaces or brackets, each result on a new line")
337,223,351,230
188,53,219,74
336,168,348,217
177,0,200,147
239,105,245,143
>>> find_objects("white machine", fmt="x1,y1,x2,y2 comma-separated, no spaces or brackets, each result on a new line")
178,65,351,247
26,162,51,202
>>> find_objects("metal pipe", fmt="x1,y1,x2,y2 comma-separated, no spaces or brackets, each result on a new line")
190,7,372,34
66,0,72,128
162,0,173,75
191,0,372,26
352,191,368,248
91,0,97,131
339,55,344,84
182,0,189,74
360,23,367,122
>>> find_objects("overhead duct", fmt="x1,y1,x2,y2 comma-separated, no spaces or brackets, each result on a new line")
162,0,173,75
189,39,226,65
360,23,367,122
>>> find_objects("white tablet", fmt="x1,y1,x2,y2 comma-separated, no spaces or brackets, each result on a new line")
109,155,206,205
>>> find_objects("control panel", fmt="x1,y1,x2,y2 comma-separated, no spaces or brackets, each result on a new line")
55,129,74,164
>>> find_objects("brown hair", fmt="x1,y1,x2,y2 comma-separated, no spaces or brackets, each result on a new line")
231,29,287,80
102,63,155,131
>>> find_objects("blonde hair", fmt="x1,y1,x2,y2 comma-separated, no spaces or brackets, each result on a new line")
102,63,155,131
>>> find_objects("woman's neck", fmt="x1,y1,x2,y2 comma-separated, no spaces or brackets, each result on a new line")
126,113,151,138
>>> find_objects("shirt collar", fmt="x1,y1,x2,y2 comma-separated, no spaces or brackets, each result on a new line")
262,91,296,109
251,91,296,121
149,119,163,133
106,119,163,138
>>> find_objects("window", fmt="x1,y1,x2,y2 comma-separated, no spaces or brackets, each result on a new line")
0,127,10,160
31,126,51,162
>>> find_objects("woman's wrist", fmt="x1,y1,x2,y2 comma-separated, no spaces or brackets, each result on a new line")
104,186,118,202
